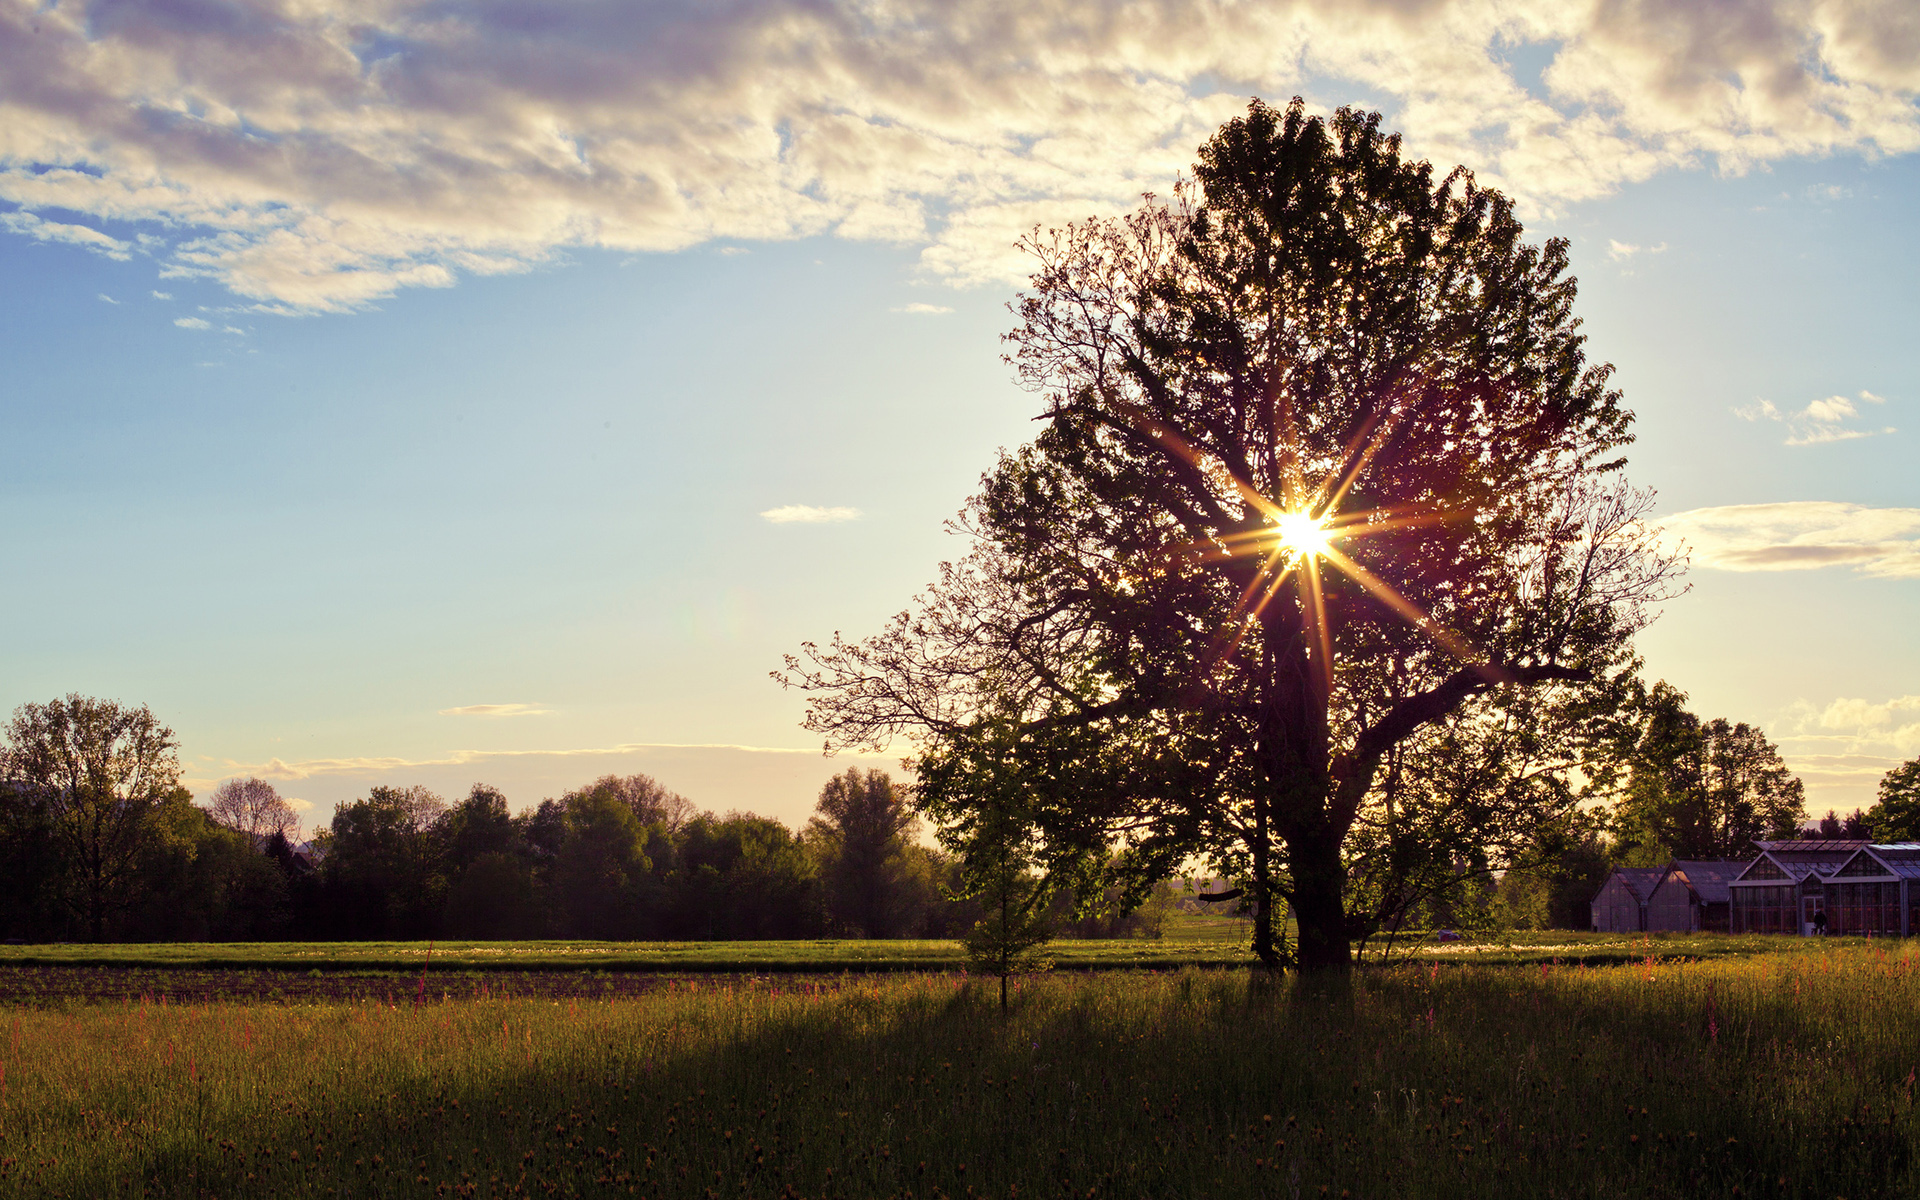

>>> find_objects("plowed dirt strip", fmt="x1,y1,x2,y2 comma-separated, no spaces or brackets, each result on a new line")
0,965,854,1006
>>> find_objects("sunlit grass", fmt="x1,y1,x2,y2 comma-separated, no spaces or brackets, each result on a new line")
4,944,1919,1197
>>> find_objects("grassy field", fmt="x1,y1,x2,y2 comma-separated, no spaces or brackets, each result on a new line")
3,938,1917,1198
0,922,1802,979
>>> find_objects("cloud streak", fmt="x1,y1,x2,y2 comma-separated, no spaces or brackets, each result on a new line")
762,504,861,524
438,703,552,717
1659,502,1920,578
3,0,1917,312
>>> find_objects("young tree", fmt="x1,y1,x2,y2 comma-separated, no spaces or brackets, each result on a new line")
786,100,1680,973
3,695,185,941
919,717,1054,1011
205,776,301,846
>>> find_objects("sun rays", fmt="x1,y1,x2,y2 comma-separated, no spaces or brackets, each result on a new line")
1118,399,1483,692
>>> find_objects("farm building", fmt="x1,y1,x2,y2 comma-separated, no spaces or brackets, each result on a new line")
1590,867,1665,933
1647,861,1739,932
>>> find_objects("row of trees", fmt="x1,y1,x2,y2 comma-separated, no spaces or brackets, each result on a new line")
0,694,1172,944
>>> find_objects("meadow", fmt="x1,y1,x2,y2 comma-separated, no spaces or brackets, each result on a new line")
3,938,1918,1199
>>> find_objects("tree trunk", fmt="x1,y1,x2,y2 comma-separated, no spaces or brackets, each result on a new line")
1290,827,1350,973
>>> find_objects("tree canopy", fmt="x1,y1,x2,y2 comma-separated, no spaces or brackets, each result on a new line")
785,99,1683,971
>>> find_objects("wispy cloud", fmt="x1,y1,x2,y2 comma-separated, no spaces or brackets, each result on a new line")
98,293,120,304
1736,390,1896,445
1773,694,1920,805
438,703,553,718
0,210,131,260
3,1,1918,312
173,316,212,330
151,290,172,301
224,741,860,782
1659,501,1920,578
1607,239,1666,261
761,504,862,524
893,302,953,314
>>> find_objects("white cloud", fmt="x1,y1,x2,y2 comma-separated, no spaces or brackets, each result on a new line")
98,293,120,304
1659,501,1920,578
0,209,132,260
1607,239,1667,261
151,290,172,301
894,302,954,314
285,797,315,813
2,1,1918,312
761,504,863,524
173,316,212,330
221,325,247,335
438,703,553,717
1736,389,1898,445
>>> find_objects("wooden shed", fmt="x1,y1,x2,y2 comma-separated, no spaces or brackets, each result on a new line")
1590,867,1664,933
1647,861,1738,932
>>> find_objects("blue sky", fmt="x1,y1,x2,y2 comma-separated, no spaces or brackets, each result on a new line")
2,0,1916,830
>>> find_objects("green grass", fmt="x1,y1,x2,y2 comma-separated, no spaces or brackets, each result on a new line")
0,925,1848,976
5,943,1920,1198
0,935,1254,975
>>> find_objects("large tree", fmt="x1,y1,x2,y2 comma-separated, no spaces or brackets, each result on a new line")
1603,682,1804,861
2,695,185,941
785,100,1679,972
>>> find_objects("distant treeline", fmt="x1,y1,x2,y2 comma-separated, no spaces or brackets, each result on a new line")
0,695,1165,943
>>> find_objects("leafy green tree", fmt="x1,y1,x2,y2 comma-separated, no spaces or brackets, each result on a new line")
669,813,822,939
444,851,541,939
317,785,449,939
441,784,518,874
788,100,1679,973
553,789,650,939
806,768,927,937
1865,757,1920,842
0,779,62,940
1603,682,1804,861
2,695,186,940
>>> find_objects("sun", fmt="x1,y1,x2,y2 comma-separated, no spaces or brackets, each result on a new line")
1273,510,1333,559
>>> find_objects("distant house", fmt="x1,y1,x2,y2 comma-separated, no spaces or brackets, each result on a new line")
1648,861,1739,933
1590,867,1664,933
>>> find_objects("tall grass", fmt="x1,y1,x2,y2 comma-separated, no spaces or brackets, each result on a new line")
2,945,1917,1198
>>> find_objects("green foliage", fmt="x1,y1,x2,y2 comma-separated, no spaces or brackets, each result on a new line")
805,768,936,938
1604,681,1805,861
1866,757,1920,842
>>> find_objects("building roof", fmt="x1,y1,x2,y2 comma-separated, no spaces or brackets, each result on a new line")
1598,867,1667,903
1663,861,1741,904
1755,839,1871,855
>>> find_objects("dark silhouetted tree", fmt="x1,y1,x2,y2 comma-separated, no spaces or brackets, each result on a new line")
3,695,185,940
786,99,1680,973
807,768,927,937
